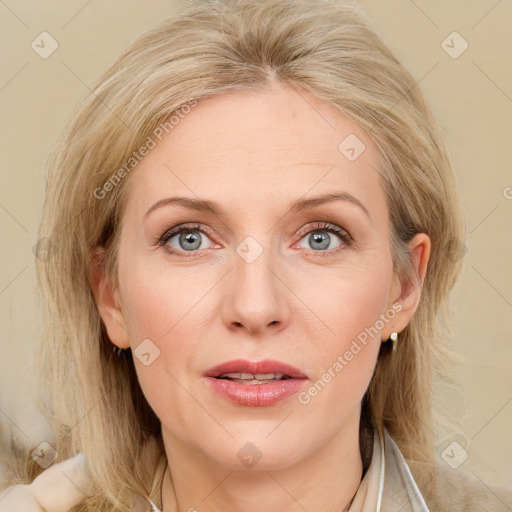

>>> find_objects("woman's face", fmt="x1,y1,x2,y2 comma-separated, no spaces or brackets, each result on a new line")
94,82,428,470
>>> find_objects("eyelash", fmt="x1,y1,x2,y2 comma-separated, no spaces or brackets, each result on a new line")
156,221,353,259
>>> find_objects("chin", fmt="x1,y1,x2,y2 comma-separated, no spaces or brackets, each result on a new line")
199,432,313,472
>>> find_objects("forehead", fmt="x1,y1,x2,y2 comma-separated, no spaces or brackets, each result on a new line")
124,82,387,222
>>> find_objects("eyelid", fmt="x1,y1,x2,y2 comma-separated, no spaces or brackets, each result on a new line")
294,221,353,244
157,223,217,247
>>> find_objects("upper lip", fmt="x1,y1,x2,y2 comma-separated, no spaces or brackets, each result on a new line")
204,359,308,379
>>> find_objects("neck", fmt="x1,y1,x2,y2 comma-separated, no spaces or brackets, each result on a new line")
160,412,364,512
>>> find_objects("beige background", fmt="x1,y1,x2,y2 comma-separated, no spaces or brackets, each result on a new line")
1,0,511,488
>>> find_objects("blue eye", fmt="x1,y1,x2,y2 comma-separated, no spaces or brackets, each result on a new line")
296,222,352,254
300,231,341,251
160,224,214,255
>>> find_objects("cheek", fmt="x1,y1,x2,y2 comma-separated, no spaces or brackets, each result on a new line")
119,259,210,343
304,260,393,347
296,262,392,405
117,259,214,397
118,268,202,425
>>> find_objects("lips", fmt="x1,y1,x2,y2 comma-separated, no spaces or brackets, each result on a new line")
203,359,309,407
203,359,308,380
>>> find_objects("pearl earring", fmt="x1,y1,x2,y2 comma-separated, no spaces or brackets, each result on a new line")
389,332,398,352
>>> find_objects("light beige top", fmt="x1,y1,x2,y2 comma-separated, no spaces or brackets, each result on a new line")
0,427,431,512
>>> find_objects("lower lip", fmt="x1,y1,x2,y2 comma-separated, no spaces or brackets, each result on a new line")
203,377,308,407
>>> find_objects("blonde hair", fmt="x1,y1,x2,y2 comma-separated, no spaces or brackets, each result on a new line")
4,0,507,510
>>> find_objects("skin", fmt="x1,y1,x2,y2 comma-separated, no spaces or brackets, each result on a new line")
91,81,430,512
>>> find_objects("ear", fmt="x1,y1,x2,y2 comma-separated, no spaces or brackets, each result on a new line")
382,232,431,340
89,247,131,349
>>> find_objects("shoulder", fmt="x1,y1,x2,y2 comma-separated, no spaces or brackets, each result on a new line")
427,464,512,512
0,453,92,512
383,429,512,512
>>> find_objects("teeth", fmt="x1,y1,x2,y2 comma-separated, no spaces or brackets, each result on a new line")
255,373,283,380
219,372,285,380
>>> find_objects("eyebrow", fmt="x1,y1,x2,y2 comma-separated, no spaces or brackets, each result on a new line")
144,191,370,219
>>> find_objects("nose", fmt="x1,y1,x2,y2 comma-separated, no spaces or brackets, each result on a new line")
221,246,291,336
